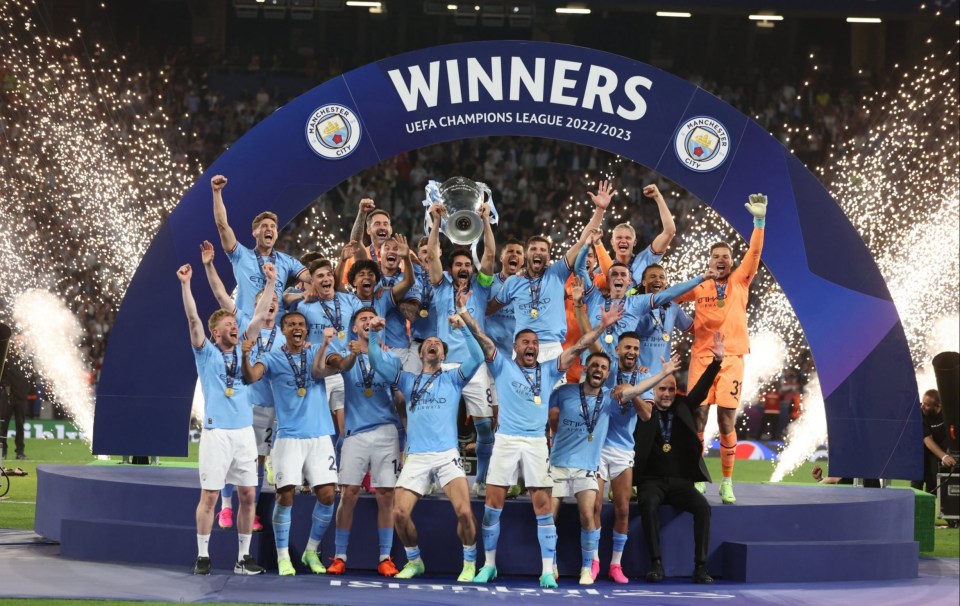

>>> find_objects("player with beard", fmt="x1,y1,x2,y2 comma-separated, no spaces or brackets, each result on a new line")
458,294,621,588
210,175,308,315
241,317,340,576
425,202,498,496
549,351,680,585
675,194,768,505
618,332,726,585
486,181,612,362
485,238,525,359
377,236,423,373
323,307,404,576
577,248,716,363
367,315,485,582
562,235,611,384
201,240,281,533
178,262,274,576
349,198,394,264
592,183,677,293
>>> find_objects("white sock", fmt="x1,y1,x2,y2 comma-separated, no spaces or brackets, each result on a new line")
221,498,232,510
722,477,732,484
306,538,320,552
238,533,251,558
542,557,553,575
277,547,290,561
611,550,623,565
197,534,210,558
336,552,348,560
484,549,496,568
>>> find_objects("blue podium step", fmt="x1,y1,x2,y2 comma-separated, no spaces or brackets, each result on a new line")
722,539,919,582
60,518,265,571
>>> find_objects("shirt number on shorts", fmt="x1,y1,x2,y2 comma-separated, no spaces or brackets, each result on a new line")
263,427,273,447
392,458,402,476
452,457,464,470
730,380,741,397
328,455,336,471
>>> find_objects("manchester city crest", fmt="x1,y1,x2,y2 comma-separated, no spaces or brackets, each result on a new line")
674,116,730,173
306,104,362,159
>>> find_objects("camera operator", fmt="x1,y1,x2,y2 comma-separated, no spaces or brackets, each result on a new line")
910,389,957,494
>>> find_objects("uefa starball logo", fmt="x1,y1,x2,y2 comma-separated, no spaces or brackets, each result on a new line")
674,116,730,172
305,104,362,159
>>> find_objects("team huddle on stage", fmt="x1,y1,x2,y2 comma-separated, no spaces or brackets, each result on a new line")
179,173,769,586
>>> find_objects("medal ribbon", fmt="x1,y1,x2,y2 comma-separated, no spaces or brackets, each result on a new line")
256,252,277,289
714,279,728,303
527,274,543,312
357,352,375,392
368,243,379,264
282,345,307,391
410,369,443,409
603,296,617,339
657,409,674,445
616,364,639,413
579,383,604,437
223,346,239,391
320,296,344,333
516,361,542,402
651,305,666,334
256,325,278,356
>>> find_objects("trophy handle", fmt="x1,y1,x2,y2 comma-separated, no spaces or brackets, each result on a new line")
475,181,498,225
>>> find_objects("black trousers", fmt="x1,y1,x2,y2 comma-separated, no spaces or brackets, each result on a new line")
637,476,711,565
0,388,27,458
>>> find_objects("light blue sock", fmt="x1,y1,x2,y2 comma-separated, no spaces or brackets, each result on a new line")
474,418,494,485
310,501,334,543
335,528,350,559
582,528,600,569
220,484,234,507
481,505,503,567
405,545,421,562
463,543,477,562
272,503,292,550
536,513,557,572
378,527,394,560
613,531,628,553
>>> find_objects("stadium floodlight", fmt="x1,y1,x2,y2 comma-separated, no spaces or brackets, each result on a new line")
556,6,590,14
346,1,381,6
656,11,691,18
748,14,783,21
846,17,882,23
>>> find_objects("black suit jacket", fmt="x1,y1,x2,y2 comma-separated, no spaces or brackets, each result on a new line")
1,351,32,399
632,358,722,484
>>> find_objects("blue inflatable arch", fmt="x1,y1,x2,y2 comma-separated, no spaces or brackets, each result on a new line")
94,41,920,480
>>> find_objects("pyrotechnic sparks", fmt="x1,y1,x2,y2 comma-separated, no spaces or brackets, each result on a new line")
0,0,189,440
12,290,95,440
771,373,827,483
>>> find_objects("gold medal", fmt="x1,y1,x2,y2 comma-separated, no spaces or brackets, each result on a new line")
225,387,234,397
364,388,373,397
662,443,672,453
662,333,671,342
604,334,614,344
716,299,726,308
297,387,306,397
530,309,539,319
588,433,593,442
337,330,346,340
419,309,429,318
534,395,542,405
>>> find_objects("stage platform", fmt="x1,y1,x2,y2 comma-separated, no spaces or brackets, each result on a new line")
36,464,919,583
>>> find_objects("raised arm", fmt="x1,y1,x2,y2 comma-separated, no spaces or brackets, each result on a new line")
479,203,497,276
390,236,416,300
449,314,484,379
200,240,236,311
350,198,375,245
571,277,602,355
243,263,276,339
335,242,357,293
457,290,498,361
737,193,767,285
426,204,445,286
240,338,266,384
652,270,715,307
367,318,402,382
178,264,206,349
644,184,677,255
312,328,339,379
613,355,681,403
210,175,238,253
564,180,612,268
327,339,361,372
686,332,725,408
558,299,623,371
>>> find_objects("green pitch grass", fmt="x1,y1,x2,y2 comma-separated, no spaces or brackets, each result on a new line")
1,439,956,559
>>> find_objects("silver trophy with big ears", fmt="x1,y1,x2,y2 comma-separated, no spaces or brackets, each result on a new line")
423,177,499,245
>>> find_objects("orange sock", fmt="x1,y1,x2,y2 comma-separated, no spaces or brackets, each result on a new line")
720,431,737,479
